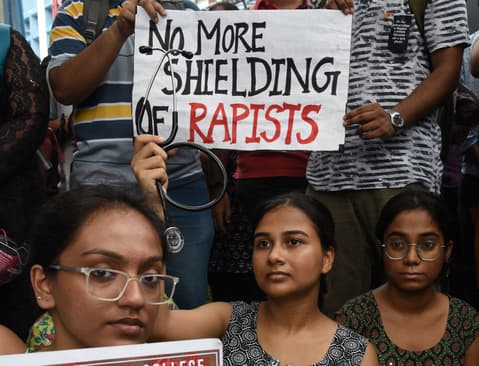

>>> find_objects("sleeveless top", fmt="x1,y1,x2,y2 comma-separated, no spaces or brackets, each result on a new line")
222,301,368,366
336,291,479,365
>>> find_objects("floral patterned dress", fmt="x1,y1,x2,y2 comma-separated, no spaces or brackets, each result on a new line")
336,291,479,366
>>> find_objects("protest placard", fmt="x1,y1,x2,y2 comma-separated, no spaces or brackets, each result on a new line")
0,338,222,366
132,9,352,151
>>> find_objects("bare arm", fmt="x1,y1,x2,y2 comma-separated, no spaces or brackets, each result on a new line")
0,325,25,355
464,337,479,366
470,38,479,77
344,46,464,139
50,0,166,105
151,302,232,341
395,46,464,126
361,342,379,366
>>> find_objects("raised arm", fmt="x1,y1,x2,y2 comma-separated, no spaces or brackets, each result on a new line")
131,134,169,217
49,0,166,105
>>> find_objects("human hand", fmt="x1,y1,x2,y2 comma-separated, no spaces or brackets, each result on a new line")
131,134,169,199
343,103,396,139
325,0,354,15
114,0,167,39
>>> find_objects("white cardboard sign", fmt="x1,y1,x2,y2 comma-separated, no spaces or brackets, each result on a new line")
0,338,222,366
133,9,352,151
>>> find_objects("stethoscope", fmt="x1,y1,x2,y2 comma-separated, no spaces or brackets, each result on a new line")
136,45,227,253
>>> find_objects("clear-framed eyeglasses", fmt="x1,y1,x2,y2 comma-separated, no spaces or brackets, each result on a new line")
381,239,447,261
47,265,179,304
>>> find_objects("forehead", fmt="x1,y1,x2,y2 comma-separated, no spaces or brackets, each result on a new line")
60,207,163,261
255,206,317,234
385,209,442,237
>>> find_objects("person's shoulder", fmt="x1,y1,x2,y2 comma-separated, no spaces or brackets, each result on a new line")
335,291,377,329
336,323,368,345
231,300,259,315
0,325,25,355
448,296,479,318
339,291,376,313
229,302,260,325
447,297,479,348
327,324,370,362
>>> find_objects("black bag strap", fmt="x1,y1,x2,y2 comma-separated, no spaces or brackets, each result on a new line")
407,0,429,37
83,0,111,45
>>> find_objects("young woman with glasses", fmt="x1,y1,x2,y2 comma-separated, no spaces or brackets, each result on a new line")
335,190,479,365
26,184,177,352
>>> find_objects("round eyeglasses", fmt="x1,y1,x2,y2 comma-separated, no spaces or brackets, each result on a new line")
381,239,447,261
47,265,179,304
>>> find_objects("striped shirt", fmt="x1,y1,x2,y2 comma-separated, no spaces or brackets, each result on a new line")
307,0,469,193
48,0,201,187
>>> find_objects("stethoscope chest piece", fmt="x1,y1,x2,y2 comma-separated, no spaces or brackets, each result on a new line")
165,226,185,253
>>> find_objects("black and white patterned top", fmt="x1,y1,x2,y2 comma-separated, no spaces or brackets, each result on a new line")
222,302,368,366
307,0,470,194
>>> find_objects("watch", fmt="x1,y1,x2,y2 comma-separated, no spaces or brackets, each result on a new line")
389,111,405,131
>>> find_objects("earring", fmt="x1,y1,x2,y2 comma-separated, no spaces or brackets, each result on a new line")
36,296,42,300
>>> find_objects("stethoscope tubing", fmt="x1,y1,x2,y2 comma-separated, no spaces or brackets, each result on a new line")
140,46,228,212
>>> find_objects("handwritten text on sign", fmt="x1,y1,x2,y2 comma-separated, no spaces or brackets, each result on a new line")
133,10,352,151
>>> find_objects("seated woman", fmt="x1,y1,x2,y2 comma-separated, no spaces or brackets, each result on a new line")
0,325,25,354
146,190,378,365
133,134,378,365
336,190,479,365
27,183,175,351
11,135,377,364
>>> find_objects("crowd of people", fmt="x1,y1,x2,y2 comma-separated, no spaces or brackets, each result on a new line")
0,0,479,364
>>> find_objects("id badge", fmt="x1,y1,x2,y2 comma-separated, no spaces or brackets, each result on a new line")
388,14,412,53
